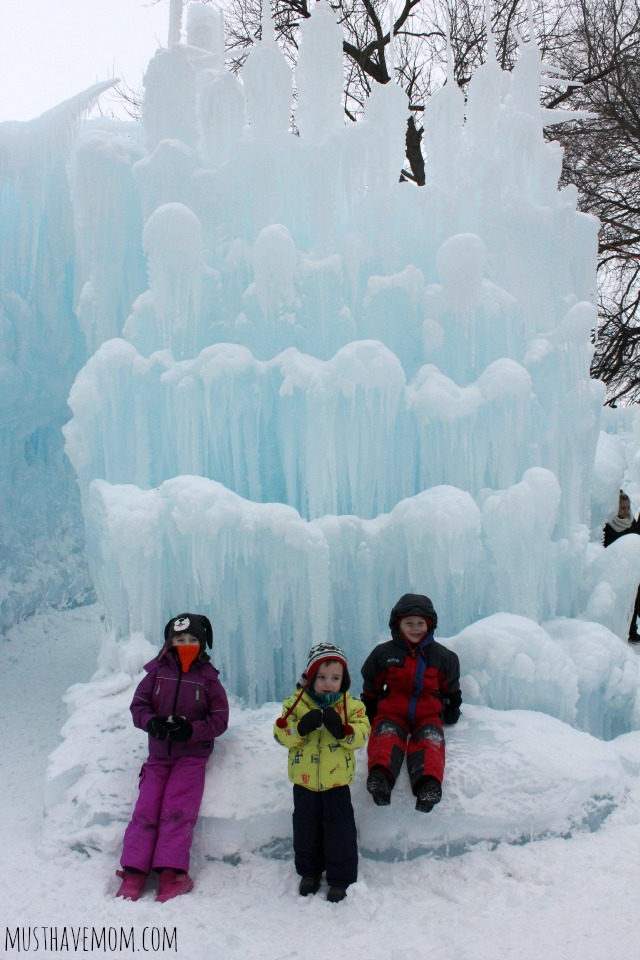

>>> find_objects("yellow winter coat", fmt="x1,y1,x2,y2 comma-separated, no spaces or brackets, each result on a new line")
274,690,370,792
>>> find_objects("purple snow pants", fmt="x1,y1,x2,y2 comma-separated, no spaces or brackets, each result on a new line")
120,755,208,874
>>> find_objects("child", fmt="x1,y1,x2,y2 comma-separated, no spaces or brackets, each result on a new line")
274,642,370,902
115,613,229,903
360,593,461,812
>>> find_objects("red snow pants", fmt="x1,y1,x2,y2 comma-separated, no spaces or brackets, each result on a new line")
367,713,445,792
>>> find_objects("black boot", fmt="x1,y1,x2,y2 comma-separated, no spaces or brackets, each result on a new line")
415,776,442,813
299,875,320,896
366,769,392,806
327,886,347,902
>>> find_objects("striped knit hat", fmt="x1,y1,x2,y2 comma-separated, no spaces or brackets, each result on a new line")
275,643,352,732
304,642,351,688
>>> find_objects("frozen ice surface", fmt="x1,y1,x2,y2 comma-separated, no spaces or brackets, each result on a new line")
453,613,640,739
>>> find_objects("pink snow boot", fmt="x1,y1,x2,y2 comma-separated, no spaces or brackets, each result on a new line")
115,868,147,901
155,869,194,903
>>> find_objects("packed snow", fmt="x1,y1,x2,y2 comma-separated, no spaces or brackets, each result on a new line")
3,606,640,960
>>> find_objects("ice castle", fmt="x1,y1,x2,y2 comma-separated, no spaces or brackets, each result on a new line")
3,0,640,722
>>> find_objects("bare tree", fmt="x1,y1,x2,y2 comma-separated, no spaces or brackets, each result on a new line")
544,0,640,405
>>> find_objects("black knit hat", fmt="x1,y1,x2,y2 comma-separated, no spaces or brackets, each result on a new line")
389,593,438,631
164,613,213,650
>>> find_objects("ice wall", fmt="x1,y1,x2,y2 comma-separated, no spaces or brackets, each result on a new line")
0,83,118,629
3,4,638,719
62,2,616,702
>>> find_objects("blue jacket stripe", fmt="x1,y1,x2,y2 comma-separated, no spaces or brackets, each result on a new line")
407,632,434,725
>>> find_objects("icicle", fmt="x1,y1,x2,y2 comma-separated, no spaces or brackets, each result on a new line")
217,6,226,61
168,0,184,46
445,15,454,85
526,0,536,43
262,0,275,43
484,0,496,63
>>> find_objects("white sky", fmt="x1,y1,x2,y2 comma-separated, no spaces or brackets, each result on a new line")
0,0,172,121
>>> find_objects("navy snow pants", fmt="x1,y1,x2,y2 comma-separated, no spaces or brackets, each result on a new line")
292,784,358,888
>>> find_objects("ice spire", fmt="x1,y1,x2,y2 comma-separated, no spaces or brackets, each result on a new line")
485,0,496,63
361,0,409,190
242,0,292,139
421,12,465,188
262,0,274,42
464,0,504,152
187,2,225,60
526,0,536,43
168,0,184,46
295,1,344,142
445,14,455,85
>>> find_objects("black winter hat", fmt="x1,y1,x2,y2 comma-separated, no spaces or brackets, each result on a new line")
164,613,213,650
389,593,438,630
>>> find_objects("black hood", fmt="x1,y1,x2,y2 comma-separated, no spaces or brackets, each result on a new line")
389,593,438,632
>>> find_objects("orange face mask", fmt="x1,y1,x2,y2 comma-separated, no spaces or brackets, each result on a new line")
176,643,200,673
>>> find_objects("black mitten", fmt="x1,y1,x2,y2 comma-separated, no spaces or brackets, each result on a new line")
443,689,462,725
322,707,345,740
147,717,170,740
167,716,193,742
297,709,323,736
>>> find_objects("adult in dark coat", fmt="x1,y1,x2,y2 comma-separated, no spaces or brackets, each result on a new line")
603,491,640,643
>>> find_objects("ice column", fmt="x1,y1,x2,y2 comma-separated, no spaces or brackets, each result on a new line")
242,5,292,140
295,1,344,143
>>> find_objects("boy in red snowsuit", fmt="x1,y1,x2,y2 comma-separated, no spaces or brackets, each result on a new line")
360,593,461,812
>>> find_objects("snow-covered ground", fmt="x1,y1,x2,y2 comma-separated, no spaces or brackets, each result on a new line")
2,604,640,960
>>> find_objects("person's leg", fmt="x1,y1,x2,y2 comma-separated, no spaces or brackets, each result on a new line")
151,756,207,873
120,757,172,874
366,715,409,803
407,722,445,811
292,784,323,889
322,786,358,893
629,585,640,642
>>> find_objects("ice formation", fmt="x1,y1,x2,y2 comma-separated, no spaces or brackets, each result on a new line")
59,0,638,711
2,0,640,746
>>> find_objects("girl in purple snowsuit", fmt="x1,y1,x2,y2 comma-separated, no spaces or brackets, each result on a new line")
116,613,229,903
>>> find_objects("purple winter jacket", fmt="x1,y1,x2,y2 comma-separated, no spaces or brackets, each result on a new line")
130,648,229,759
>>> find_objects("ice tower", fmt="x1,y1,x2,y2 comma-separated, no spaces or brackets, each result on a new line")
59,0,640,704
2,2,639,711
0,80,118,627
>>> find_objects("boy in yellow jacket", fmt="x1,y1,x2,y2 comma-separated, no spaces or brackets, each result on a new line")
274,642,370,902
